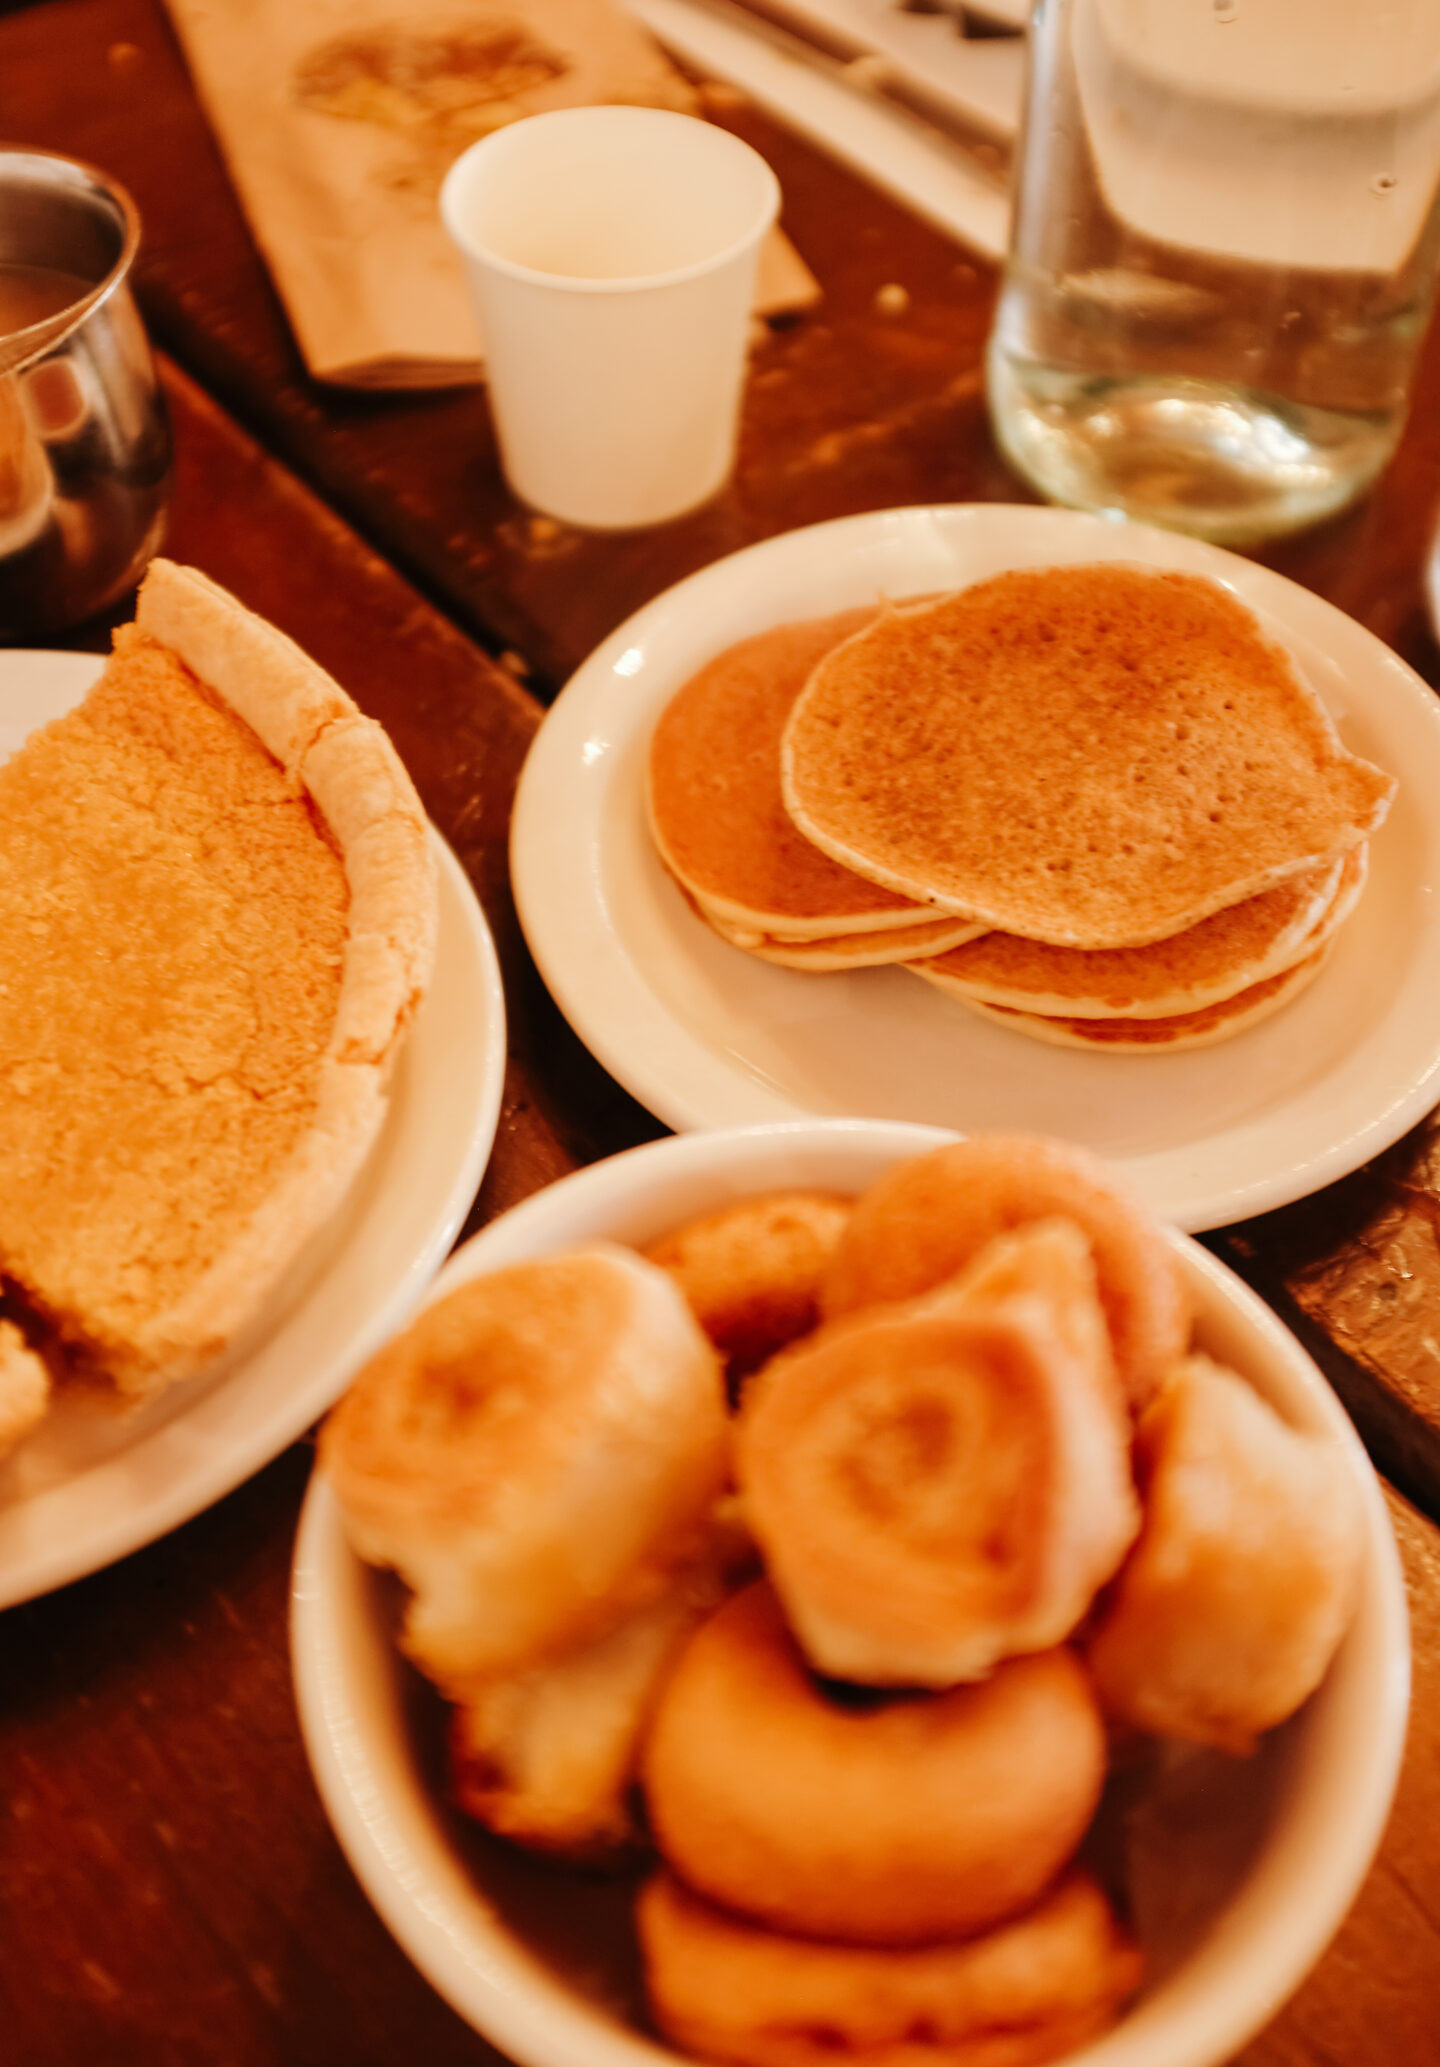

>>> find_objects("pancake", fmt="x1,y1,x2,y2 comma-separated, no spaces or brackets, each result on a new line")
0,560,436,1401
781,565,1396,949
913,847,1361,1019
648,611,951,940
701,901,986,970
951,939,1335,1052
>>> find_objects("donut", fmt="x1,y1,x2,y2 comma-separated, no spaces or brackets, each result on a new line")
644,1190,854,1393
321,1243,730,1693
818,1135,1190,1407
736,1220,1140,1684
640,1581,1107,1946
637,1867,1144,2067
1085,1354,1364,1753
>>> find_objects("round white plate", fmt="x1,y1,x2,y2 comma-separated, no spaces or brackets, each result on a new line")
290,1120,1409,2067
512,503,1440,1231
0,652,507,1607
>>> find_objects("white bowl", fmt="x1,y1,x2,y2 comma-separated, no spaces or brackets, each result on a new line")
291,1120,1410,2067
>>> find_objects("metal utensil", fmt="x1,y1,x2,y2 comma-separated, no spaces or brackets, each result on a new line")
0,147,171,639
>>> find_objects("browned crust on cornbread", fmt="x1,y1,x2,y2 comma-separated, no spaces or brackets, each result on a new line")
781,567,1396,950
126,560,438,1386
0,561,436,1399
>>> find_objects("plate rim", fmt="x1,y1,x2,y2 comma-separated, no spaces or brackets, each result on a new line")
0,650,507,1607
512,501,1440,1230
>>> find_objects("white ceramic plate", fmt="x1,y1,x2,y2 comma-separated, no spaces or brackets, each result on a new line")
512,504,1440,1231
0,652,507,1607
291,1119,1410,2067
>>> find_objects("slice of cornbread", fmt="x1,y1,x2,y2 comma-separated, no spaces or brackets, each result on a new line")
0,560,436,1402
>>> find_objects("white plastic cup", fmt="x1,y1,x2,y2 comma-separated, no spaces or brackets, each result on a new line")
441,106,780,531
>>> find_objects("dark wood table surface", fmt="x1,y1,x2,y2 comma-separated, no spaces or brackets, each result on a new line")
2,2,1440,2061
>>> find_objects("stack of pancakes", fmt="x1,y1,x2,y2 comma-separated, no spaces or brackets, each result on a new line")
647,610,987,973
648,565,1396,1052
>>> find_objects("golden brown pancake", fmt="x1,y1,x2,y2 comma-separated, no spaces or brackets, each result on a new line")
700,899,986,969
648,611,951,939
781,566,1395,949
0,560,436,1402
911,849,1354,1018
952,938,1335,1052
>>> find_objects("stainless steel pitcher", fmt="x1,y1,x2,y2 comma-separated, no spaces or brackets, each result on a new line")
0,147,172,639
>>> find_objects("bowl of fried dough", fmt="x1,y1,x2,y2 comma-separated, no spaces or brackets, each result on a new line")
292,1117,1409,2067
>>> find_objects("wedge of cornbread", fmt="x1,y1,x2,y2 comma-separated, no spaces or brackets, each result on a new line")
0,560,437,1406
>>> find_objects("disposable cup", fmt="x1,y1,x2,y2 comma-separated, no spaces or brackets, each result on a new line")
440,107,780,530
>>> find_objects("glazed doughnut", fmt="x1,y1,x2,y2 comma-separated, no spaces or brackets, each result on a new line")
640,1581,1107,1946
321,1243,730,1694
819,1134,1190,1407
1085,1354,1364,1753
637,1868,1143,2067
644,1190,854,1391
450,1501,753,1859
736,1220,1140,1684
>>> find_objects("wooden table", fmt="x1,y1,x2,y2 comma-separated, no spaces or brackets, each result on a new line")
1,3,1438,2060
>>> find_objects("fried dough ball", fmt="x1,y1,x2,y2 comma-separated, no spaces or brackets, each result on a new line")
645,1190,854,1392
1085,1355,1364,1754
321,1244,730,1695
820,1135,1190,1407
449,1501,754,1860
736,1221,1140,1685
638,1868,1143,2067
640,1582,1107,1946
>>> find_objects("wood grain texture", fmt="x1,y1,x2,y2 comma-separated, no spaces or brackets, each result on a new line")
0,1443,504,2067
1235,1486,1440,2067
0,3,1439,2056
1209,1111,1440,1525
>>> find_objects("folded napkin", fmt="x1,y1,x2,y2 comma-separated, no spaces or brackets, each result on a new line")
163,0,820,388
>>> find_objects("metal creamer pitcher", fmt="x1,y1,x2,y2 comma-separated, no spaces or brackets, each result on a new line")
0,147,171,638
